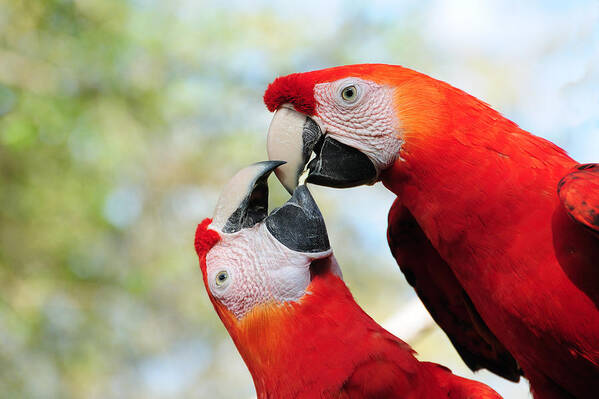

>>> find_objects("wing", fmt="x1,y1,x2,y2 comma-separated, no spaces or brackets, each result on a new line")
558,163,599,236
387,199,522,382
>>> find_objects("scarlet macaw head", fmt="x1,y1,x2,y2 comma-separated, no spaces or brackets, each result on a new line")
264,64,412,192
195,161,341,331
264,63,488,192
196,163,428,396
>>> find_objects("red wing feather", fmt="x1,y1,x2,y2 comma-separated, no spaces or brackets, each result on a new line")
387,200,522,382
425,363,502,399
558,163,599,236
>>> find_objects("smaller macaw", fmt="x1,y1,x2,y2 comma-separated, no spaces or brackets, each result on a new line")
194,161,502,399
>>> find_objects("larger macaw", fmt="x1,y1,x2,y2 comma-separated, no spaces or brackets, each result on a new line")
263,64,599,399
195,161,502,398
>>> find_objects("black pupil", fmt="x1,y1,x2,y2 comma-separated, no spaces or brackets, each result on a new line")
218,273,226,281
345,87,354,98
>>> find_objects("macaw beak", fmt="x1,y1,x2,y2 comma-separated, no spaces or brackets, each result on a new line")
211,160,285,233
267,106,378,193
211,161,330,253
266,184,330,253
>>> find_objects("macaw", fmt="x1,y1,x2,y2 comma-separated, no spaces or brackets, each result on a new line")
263,64,599,399
194,161,502,399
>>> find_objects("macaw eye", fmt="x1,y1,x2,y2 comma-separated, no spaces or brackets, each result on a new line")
341,85,358,102
215,270,229,287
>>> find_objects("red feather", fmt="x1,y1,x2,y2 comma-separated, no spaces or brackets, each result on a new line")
194,218,220,271
264,73,318,115
377,67,599,398
558,163,599,236
205,269,501,398
387,201,521,381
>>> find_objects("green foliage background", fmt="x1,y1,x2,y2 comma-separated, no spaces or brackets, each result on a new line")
0,1,596,398
0,2,407,397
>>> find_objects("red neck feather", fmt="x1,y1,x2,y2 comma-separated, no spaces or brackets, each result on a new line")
381,72,576,274
219,271,422,398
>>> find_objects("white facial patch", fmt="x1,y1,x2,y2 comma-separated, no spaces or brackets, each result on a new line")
206,222,332,319
314,78,403,173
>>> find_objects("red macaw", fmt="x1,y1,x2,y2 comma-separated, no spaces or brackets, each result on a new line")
194,161,502,399
263,64,599,399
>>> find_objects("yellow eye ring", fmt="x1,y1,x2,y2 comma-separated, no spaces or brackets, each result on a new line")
215,270,229,287
341,85,358,102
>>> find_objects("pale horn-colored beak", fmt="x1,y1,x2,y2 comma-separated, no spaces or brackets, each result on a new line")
267,106,378,193
211,160,332,254
266,106,323,194
211,161,285,233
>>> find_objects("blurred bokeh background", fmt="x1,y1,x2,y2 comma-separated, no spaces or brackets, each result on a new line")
1,0,597,398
